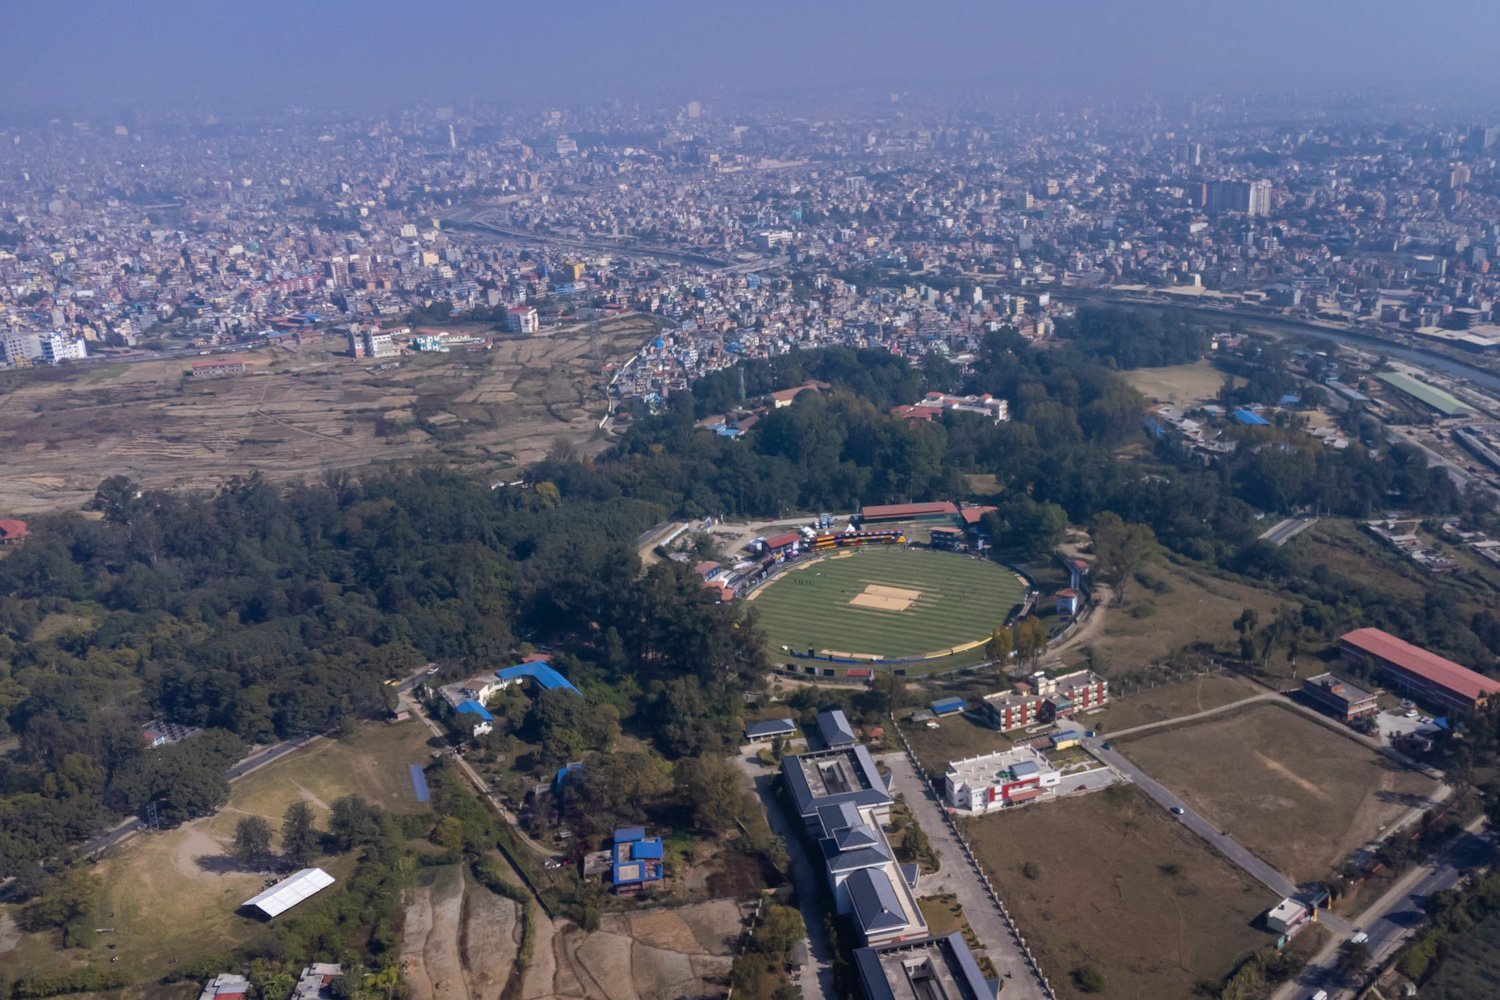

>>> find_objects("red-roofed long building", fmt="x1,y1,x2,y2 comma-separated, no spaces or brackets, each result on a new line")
0,519,28,546
1339,627,1500,714
859,501,959,523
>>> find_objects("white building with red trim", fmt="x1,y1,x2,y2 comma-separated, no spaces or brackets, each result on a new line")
944,747,1061,812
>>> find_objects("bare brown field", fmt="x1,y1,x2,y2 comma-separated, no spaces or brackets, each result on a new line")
963,786,1270,1000
1088,673,1263,734
1121,703,1439,882
1063,558,1287,673
0,315,653,513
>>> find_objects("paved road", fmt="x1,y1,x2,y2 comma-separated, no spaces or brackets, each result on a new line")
878,750,1050,1000
1260,515,1320,547
1270,818,1494,1000
729,751,838,1000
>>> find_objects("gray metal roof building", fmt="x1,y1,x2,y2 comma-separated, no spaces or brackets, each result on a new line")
782,745,891,828
816,708,858,748
854,932,995,1000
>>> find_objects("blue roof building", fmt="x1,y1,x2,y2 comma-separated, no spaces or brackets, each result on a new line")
611,826,665,891
496,658,581,696
1233,408,1271,426
455,699,494,721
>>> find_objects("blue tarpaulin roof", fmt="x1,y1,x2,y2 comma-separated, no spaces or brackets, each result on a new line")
1234,408,1271,426
409,765,430,802
930,697,966,715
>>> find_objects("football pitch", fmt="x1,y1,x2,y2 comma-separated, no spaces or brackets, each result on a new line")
750,546,1027,660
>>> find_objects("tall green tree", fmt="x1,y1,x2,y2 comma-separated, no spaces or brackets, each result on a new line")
233,815,272,868
281,801,318,867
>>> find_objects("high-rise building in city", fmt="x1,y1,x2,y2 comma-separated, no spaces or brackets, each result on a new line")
686,100,702,119
1205,179,1272,217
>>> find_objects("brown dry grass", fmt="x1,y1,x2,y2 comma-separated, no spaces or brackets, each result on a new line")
1121,703,1438,882
964,785,1271,1000
0,315,653,513
1065,558,1287,674
1087,673,1264,734
1121,360,1239,405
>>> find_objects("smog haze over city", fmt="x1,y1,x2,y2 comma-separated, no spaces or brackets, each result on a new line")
2,0,1498,112
6,4,1500,1000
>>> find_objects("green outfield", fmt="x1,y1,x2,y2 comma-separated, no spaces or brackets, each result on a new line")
750,546,1027,661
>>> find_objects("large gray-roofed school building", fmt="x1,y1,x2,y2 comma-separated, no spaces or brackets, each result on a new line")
782,744,892,831
854,932,995,1000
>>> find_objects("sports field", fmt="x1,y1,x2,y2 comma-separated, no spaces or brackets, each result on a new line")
750,546,1026,660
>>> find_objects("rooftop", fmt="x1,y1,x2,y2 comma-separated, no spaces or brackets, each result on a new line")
242,867,335,918
496,658,581,695
1341,627,1500,703
854,932,994,1000
816,708,858,747
783,745,890,818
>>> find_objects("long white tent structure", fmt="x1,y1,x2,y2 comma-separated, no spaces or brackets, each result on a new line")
242,867,335,918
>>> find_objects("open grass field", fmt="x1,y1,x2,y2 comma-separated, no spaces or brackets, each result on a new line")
898,711,1012,776
1121,703,1439,883
0,720,437,992
1059,557,1287,675
0,315,653,513
1121,360,1238,405
1086,673,1263,734
750,547,1026,660
963,785,1271,1000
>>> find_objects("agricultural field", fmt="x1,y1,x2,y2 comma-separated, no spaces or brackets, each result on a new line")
1121,359,1237,405
518,898,744,1000
0,721,436,991
1121,703,1439,883
963,785,1271,1000
401,864,520,1000
750,547,1026,660
0,315,653,513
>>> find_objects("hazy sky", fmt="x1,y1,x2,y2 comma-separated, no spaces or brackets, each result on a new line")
2,0,1496,114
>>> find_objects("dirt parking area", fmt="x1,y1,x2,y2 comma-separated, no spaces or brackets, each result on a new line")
1121,703,1439,882
964,786,1271,1000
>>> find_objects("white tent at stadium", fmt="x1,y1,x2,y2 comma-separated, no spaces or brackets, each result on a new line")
242,867,335,918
